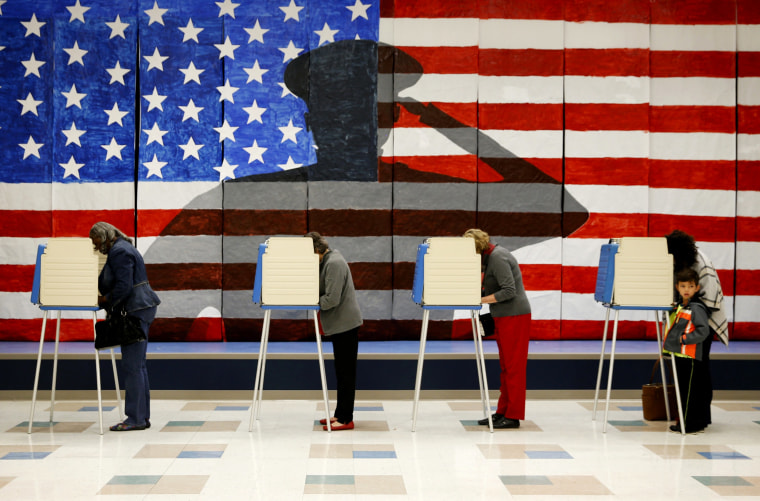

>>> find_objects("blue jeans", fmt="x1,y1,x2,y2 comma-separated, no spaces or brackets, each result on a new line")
120,329,150,426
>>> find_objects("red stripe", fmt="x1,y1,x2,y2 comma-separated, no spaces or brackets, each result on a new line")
479,49,563,77
390,155,480,181
0,265,35,292
738,0,760,24
648,214,736,242
564,0,650,23
0,319,97,342
567,213,649,239
521,264,561,290
392,46,478,74
391,0,564,20
566,158,650,186
481,0,564,20
565,103,649,131
739,161,760,191
651,106,736,134
0,210,133,238
479,103,563,130
738,53,760,77
651,0,737,25
649,160,736,190
560,319,667,340
561,265,599,294
739,105,760,134
732,322,760,340
565,49,649,77
651,51,736,78
737,217,760,241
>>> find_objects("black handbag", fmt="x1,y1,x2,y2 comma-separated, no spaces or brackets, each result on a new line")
95,309,145,350
479,313,495,337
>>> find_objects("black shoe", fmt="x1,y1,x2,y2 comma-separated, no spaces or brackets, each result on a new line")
478,413,503,426
492,416,520,429
669,424,704,434
145,419,151,429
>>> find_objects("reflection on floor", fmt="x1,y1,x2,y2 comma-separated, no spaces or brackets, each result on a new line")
1,398,759,499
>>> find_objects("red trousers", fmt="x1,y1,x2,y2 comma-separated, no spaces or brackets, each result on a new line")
493,313,531,419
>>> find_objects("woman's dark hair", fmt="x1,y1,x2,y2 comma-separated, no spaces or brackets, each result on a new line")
665,229,697,271
305,231,329,254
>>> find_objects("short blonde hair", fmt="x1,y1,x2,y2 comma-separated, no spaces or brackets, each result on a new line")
463,228,490,254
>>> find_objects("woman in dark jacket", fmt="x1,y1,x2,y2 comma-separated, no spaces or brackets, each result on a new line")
90,222,160,431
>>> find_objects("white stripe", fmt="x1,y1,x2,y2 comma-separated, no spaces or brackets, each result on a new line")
734,296,760,322
565,131,649,158
562,238,615,267
650,133,736,161
650,77,736,107
526,290,561,320
389,128,472,156
379,18,394,45
388,128,563,158
477,130,563,158
0,182,134,210
738,24,760,51
396,74,479,103
564,184,649,214
0,238,49,265
0,183,51,210
560,292,644,321
649,188,736,218
738,77,760,105
651,25,736,51
565,22,649,49
696,242,735,271
384,18,480,47
738,133,760,161
738,191,760,217
511,237,562,265
564,76,649,105
479,76,563,104
0,292,101,320
138,181,220,209
737,242,760,270
479,19,564,50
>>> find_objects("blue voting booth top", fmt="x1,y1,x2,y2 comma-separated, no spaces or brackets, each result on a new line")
31,243,99,312
251,242,319,311
410,242,482,311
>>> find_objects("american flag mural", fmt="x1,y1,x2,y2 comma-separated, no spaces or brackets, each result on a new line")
0,0,758,343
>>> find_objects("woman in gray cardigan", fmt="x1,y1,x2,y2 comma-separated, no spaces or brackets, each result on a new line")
306,232,363,430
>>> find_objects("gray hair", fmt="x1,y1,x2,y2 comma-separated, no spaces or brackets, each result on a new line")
305,231,329,254
90,222,133,253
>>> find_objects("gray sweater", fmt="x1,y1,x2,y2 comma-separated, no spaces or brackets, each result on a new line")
482,245,531,318
318,249,363,335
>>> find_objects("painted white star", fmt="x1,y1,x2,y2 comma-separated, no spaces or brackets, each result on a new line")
143,154,167,178
216,79,239,103
243,140,267,163
63,41,88,66
178,18,203,43
346,0,371,21
215,36,239,60
242,100,266,124
179,61,205,84
213,158,238,181
21,14,46,37
214,119,238,143
19,136,44,159
61,83,87,109
106,15,129,39
278,40,303,63
59,155,84,179
314,23,338,46
102,137,125,161
244,19,268,44
278,156,303,171
216,0,239,18
278,119,302,144
243,60,267,84
144,1,168,26
278,82,296,98
66,0,90,23
143,86,167,112
143,121,168,145
106,61,130,85
17,93,43,116
143,47,168,72
179,137,204,160
21,53,46,78
178,99,204,122
279,0,303,22
104,102,129,126
61,122,86,147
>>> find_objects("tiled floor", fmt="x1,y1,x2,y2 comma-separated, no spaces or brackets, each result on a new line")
1,398,758,499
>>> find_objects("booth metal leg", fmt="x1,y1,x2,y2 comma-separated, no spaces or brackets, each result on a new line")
249,309,271,431
49,311,62,423
654,311,671,422
109,348,124,421
313,311,331,432
592,307,611,421
411,309,430,432
28,311,48,434
471,311,493,433
94,344,104,435
602,310,620,433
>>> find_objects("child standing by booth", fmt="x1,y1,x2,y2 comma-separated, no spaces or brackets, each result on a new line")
663,268,713,434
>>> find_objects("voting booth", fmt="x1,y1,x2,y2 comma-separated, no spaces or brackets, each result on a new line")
29,238,123,435
591,237,685,433
249,237,332,430
411,237,493,432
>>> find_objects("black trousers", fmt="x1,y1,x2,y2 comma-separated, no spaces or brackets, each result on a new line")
674,336,713,431
330,327,359,424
